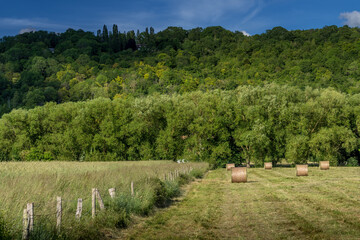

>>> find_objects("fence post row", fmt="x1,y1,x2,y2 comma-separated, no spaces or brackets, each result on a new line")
19,167,196,237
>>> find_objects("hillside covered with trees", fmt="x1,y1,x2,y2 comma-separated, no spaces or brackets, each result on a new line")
1,25,360,166
1,25,360,116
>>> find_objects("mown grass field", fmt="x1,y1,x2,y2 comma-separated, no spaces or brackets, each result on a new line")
0,161,208,239
117,167,360,240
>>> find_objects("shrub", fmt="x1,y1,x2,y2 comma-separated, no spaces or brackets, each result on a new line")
190,168,205,178
25,148,54,161
346,157,359,166
177,173,192,185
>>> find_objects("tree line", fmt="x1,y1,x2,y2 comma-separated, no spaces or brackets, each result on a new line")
0,84,358,167
0,25,360,116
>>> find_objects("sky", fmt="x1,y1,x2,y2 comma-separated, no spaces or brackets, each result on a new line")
0,0,359,37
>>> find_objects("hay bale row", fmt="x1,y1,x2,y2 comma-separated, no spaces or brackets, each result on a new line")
231,167,247,183
226,163,235,171
228,161,331,183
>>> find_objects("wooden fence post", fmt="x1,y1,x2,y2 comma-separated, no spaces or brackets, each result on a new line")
108,188,116,199
27,203,34,232
131,181,134,196
95,189,105,210
92,188,96,218
76,198,82,220
56,196,62,233
22,208,29,240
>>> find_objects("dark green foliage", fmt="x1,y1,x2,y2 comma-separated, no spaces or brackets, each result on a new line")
346,157,359,166
153,179,179,208
0,213,10,240
0,84,359,166
190,168,206,179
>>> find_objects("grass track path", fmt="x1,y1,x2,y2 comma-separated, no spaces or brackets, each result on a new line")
115,168,360,240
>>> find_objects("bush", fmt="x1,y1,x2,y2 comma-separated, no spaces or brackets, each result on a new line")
346,157,359,166
24,148,54,161
177,173,192,185
190,168,205,178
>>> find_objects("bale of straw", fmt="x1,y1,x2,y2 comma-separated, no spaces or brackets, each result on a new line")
296,164,308,176
231,167,247,183
319,161,329,170
264,162,272,170
226,163,235,171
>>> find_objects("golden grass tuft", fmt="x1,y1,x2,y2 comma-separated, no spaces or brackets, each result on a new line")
231,167,247,183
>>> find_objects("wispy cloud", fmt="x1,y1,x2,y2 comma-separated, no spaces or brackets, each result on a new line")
0,18,69,30
340,11,360,27
172,0,264,27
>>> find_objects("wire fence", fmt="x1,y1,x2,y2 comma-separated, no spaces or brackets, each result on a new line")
4,166,195,239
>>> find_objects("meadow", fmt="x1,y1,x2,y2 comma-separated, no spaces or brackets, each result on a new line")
118,167,360,240
0,161,209,239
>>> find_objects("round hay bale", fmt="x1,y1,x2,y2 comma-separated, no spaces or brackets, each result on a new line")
226,163,235,171
231,167,247,183
264,162,272,170
319,161,329,170
296,164,308,176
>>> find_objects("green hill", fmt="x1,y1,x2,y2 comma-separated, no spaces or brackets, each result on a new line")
0,25,360,116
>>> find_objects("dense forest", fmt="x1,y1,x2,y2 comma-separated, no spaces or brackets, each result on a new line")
1,25,360,166
1,25,360,116
0,84,359,167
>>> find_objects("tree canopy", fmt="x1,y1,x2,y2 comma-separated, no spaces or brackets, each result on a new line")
1,25,360,116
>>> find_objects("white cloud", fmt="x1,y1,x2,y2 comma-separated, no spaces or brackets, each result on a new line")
19,28,36,34
241,30,251,36
340,11,360,27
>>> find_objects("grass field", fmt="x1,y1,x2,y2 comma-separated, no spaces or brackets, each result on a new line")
117,167,360,240
0,161,208,239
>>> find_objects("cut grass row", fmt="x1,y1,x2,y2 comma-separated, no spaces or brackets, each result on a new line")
0,161,209,239
118,167,360,240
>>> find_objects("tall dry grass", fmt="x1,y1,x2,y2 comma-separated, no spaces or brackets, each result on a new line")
0,161,208,239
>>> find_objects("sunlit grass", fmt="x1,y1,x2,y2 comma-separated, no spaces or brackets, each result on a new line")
0,161,208,239
119,167,360,240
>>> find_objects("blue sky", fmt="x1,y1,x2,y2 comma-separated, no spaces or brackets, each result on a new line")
0,0,359,37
